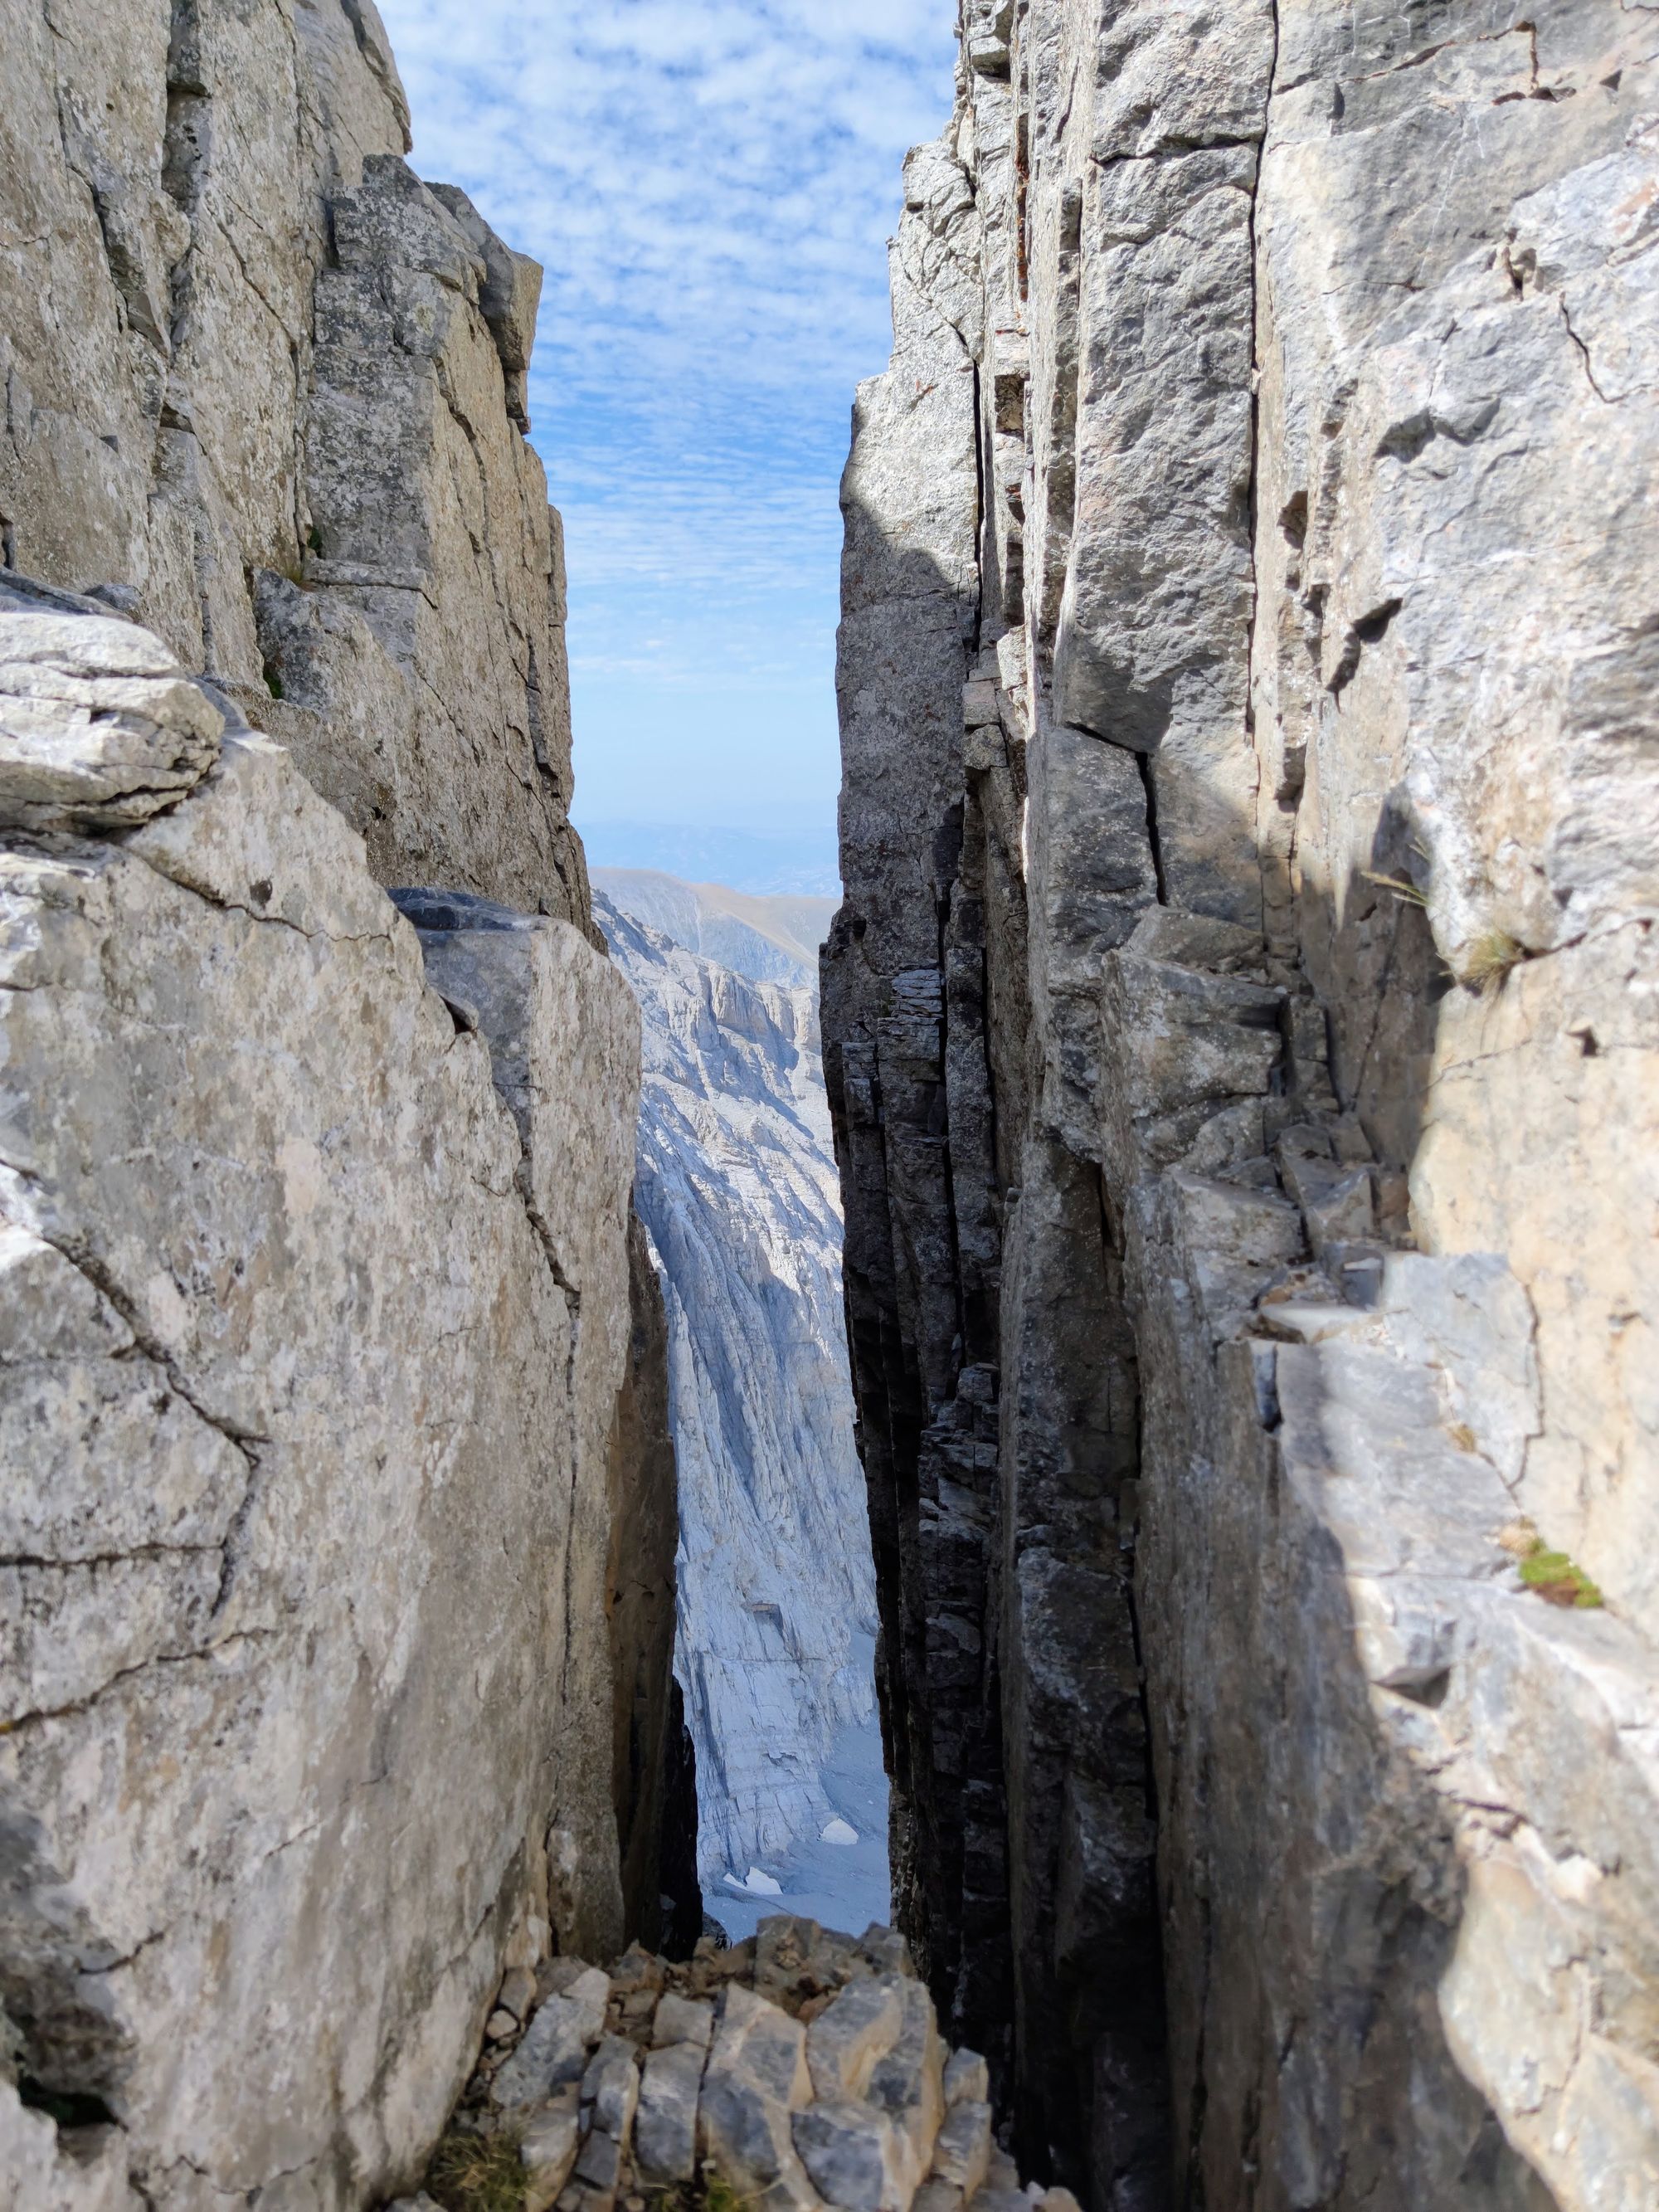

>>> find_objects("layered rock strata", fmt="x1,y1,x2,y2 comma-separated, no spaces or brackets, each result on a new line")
596,891,878,1891
413,1912,1075,2212
825,6,1659,2208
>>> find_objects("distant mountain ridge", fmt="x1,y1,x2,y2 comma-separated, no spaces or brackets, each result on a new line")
591,869,836,988
592,882,877,1893
578,821,841,897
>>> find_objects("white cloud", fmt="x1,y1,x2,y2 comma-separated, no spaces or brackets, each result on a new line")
375,0,956,822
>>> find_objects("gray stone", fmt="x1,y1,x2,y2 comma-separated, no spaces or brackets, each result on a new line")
635,2040,704,2185
0,610,642,2210
573,2127,621,2194
581,2035,640,2145
0,611,222,831
499,1973,615,2111
805,1975,905,2102
865,1981,946,2189
928,2100,990,2195
941,2050,988,2107
791,2100,912,2212
825,1,1659,2204
522,2091,583,2212
499,1966,538,2023
0,0,674,2200
652,1994,714,2052
698,1985,817,2200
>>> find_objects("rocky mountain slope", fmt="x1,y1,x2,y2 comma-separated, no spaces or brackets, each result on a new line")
592,870,838,991
595,889,878,1897
0,7,686,2206
824,4,1659,2208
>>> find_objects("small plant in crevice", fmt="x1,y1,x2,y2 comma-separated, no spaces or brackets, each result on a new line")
1459,928,1528,996
1360,869,1428,909
424,2124,528,2212
1496,1518,1603,1609
638,2171,754,2212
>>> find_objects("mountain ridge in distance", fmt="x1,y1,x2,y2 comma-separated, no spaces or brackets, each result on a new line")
577,820,842,898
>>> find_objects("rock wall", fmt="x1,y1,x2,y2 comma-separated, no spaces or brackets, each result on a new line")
0,1,688,2203
1,0,587,920
0,606,645,2209
824,5,1659,2208
596,890,878,1894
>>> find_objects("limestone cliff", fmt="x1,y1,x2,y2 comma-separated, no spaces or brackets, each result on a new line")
0,4,685,2205
825,5,1659,2208
595,889,878,1894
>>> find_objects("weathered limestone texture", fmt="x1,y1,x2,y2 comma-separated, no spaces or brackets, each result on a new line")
596,890,878,1893
0,0,589,923
0,600,650,2207
0,0,687,2200
825,5,1659,2208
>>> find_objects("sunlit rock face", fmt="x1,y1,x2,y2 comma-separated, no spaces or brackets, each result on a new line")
826,2,1659,2206
0,3,684,2201
596,890,878,1894
0,604,650,2211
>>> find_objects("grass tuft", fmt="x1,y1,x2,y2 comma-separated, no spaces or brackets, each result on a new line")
1360,869,1428,909
1461,928,1527,995
425,2127,526,2212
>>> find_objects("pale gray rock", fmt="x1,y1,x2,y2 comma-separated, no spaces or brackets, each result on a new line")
826,2,1659,2206
699,1984,819,2201
652,1993,714,2051
596,891,876,1890
791,2099,912,2212
0,0,586,929
496,1972,613,2113
0,611,221,831
0,619,640,2208
865,1981,946,2190
635,2039,705,2183
805,1976,904,2103
928,2099,990,2195
941,2050,988,2108
0,0,676,2201
581,2034,640,2144
522,2090,583,2212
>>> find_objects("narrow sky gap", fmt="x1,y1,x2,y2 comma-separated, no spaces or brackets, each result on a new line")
377,0,958,831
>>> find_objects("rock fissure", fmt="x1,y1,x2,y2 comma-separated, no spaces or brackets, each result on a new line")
825,2,1659,2207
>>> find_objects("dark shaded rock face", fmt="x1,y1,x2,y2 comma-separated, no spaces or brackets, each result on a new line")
825,7,1659,2210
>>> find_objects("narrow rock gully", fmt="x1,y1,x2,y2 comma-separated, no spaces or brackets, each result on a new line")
2,3,1654,2212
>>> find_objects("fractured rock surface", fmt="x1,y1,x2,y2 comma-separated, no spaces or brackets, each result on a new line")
0,604,649,2209
0,0,588,923
0,0,684,2200
434,1915,1075,2212
825,4,1659,2207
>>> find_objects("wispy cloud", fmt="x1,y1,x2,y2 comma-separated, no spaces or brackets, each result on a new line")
376,0,956,824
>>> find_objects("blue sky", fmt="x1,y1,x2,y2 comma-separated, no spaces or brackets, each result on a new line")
375,1,958,832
